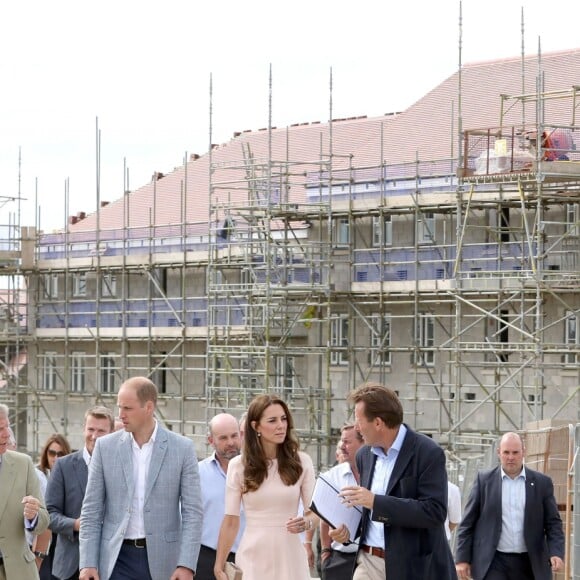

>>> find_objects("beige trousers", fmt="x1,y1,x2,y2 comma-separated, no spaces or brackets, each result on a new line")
353,550,386,580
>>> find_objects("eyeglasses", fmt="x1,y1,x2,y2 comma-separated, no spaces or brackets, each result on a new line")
47,449,65,458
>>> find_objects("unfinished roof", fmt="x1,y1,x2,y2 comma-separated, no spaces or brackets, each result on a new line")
64,48,580,235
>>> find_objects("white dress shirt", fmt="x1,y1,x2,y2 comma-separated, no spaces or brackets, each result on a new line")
125,421,158,539
445,481,462,540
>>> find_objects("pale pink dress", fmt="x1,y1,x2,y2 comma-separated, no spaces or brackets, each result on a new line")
225,451,315,580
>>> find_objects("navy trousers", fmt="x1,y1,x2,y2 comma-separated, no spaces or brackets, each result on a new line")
483,551,534,580
110,543,153,580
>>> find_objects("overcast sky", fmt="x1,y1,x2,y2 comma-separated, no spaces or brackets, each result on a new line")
1,0,579,231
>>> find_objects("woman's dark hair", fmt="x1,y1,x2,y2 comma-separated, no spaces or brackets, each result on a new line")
242,394,302,492
38,433,72,475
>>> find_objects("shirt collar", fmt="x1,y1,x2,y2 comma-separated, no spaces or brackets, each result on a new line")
130,420,158,447
501,465,526,480
83,446,91,466
210,451,229,475
371,423,407,458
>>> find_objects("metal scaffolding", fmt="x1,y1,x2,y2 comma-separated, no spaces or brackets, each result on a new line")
0,67,577,475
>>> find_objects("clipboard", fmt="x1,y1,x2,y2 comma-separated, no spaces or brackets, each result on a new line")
309,474,362,540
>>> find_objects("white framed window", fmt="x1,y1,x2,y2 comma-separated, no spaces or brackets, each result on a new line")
334,218,350,246
70,351,86,392
212,270,223,289
152,361,167,394
565,310,579,365
330,315,349,366
413,313,434,366
150,267,168,296
101,273,117,298
275,355,296,394
42,351,58,391
239,358,258,390
417,212,435,244
370,313,391,365
73,273,87,297
372,215,392,246
43,274,58,299
566,204,579,237
100,353,119,393
240,268,253,290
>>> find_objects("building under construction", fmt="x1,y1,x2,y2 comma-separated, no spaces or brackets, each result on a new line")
0,49,578,485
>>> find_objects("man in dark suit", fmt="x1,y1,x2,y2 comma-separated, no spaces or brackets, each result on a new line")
336,382,456,580
455,432,564,580
46,406,114,580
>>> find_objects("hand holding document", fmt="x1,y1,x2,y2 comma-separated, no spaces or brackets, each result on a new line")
309,474,362,541
339,484,375,510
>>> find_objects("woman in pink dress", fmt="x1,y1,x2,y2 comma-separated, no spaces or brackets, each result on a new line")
214,394,317,580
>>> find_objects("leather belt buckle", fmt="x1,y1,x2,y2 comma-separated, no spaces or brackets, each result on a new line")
361,544,385,559
124,538,147,548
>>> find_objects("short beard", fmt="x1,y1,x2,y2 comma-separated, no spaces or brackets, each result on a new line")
219,448,241,461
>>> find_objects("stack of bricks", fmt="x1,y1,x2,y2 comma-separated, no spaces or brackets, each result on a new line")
524,419,574,580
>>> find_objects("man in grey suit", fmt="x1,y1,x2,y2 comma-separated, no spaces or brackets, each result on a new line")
46,405,114,580
79,377,203,580
456,432,564,580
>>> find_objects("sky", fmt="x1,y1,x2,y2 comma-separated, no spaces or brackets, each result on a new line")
1,0,579,232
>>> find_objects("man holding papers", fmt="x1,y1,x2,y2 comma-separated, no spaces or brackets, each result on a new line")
317,424,364,579
338,383,456,580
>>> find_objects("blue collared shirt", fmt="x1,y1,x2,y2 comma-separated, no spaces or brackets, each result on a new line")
497,466,527,553
364,424,407,548
198,452,245,551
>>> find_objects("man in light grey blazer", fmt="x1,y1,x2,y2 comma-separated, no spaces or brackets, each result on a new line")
79,377,203,580
46,405,114,580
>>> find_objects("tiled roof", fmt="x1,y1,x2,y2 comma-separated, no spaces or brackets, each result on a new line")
66,48,580,234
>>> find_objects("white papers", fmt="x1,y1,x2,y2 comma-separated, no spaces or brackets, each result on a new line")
309,474,362,541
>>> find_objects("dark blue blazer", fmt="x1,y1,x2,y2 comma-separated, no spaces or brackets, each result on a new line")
455,465,564,580
45,449,88,580
356,425,457,580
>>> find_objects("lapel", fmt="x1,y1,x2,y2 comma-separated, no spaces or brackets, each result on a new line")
119,431,135,497
361,447,377,490
386,425,414,494
144,427,168,504
0,451,17,520
523,468,536,526
72,450,88,493
488,466,503,533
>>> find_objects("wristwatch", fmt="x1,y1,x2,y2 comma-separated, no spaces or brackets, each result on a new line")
33,551,47,560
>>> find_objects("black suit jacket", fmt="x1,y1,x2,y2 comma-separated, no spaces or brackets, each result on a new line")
455,465,564,580
356,425,457,580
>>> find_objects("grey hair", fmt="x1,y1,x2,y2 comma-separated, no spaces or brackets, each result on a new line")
0,403,9,422
7,426,16,447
